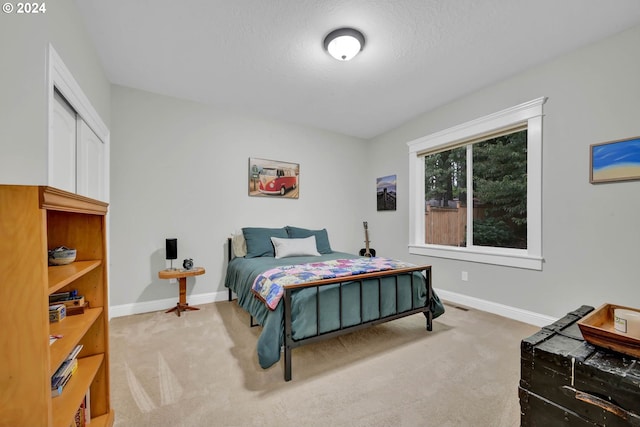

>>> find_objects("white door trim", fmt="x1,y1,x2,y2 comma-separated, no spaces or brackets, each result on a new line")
46,43,110,202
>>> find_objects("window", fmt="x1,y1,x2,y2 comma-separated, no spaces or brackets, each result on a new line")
407,98,546,270
424,128,527,249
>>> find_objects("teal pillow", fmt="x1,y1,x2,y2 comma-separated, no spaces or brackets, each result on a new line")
285,226,333,254
242,227,288,258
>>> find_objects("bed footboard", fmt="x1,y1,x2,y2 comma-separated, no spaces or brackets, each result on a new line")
282,266,432,381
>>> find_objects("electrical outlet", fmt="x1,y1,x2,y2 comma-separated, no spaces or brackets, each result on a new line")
461,271,468,281
169,278,177,284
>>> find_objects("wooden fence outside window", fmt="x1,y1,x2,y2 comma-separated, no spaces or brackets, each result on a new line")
424,202,486,246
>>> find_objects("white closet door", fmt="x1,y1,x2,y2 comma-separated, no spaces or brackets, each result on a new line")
51,91,77,193
77,119,105,201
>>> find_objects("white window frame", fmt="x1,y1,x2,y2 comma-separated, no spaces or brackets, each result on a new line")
407,97,546,270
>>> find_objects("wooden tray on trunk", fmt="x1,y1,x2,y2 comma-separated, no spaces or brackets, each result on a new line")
577,303,640,359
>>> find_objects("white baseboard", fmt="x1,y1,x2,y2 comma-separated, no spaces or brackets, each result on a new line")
109,290,229,319
110,287,556,327
434,288,557,327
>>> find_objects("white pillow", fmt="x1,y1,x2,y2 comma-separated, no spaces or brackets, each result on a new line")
232,232,247,258
271,236,320,259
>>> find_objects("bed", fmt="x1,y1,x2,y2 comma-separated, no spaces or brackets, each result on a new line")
224,226,445,381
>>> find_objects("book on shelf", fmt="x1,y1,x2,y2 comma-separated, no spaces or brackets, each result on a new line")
67,389,91,426
51,344,83,397
84,388,91,424
51,360,77,397
52,358,78,388
70,397,86,427
66,344,83,361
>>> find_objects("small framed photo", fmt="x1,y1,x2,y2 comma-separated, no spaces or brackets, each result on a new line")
590,136,640,184
377,174,396,211
248,158,299,198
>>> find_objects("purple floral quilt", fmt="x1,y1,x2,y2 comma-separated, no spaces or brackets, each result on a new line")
251,257,415,310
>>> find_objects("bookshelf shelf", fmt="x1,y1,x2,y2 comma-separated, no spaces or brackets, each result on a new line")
49,307,103,373
0,185,114,427
48,260,102,294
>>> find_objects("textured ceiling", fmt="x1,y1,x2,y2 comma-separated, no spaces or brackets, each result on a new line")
75,0,640,139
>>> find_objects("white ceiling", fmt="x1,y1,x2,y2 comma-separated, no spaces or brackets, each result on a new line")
75,0,640,139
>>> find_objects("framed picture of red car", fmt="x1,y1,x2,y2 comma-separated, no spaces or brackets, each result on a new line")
248,158,300,199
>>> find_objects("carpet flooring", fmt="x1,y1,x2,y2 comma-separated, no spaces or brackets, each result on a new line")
109,300,538,426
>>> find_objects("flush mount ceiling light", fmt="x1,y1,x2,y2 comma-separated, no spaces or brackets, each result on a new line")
323,28,365,61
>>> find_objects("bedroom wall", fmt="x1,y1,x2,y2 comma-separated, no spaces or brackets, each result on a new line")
109,85,368,314
366,24,640,322
3,2,637,323
0,0,111,185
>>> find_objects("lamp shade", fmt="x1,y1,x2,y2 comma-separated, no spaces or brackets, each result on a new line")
324,28,365,61
166,238,177,260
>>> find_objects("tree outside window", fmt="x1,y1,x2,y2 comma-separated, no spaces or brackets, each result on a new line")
424,130,527,250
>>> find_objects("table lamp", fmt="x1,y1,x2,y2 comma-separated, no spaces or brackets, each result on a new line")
166,238,177,270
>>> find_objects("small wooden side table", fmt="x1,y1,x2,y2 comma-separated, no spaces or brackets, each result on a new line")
158,267,205,316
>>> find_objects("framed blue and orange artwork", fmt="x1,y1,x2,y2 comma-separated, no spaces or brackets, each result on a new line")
590,136,640,184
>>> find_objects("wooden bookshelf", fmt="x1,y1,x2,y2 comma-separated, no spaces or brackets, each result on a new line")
0,185,114,427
